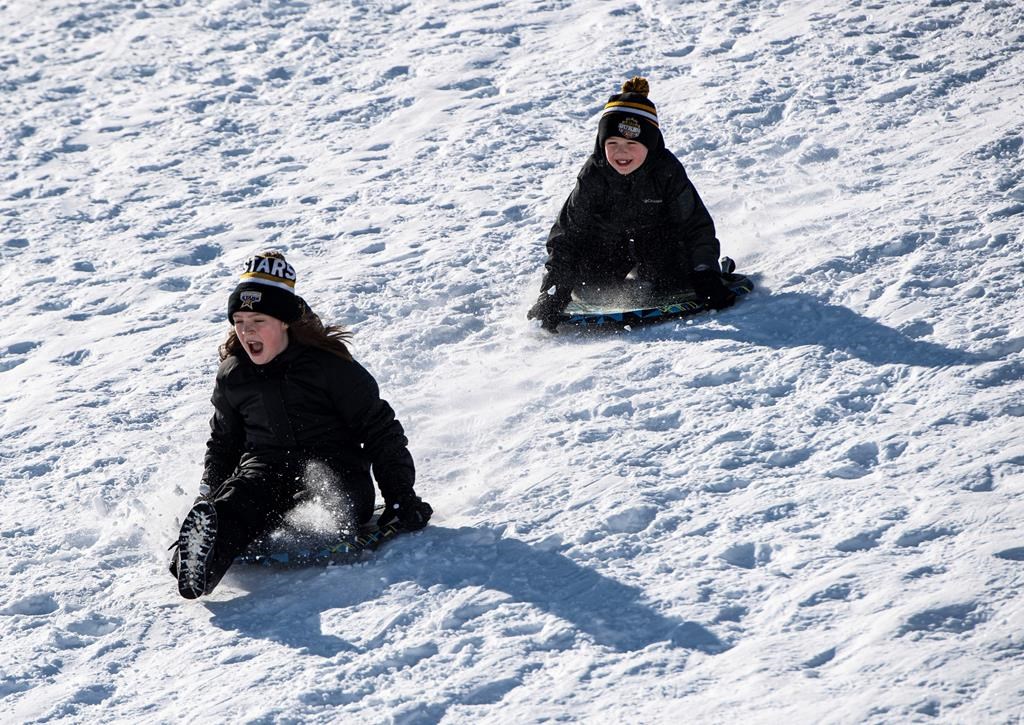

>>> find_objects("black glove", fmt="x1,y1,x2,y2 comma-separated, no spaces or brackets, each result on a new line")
527,292,566,333
378,493,433,531
691,269,736,311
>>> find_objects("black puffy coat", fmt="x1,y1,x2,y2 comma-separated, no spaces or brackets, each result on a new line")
201,341,415,501
539,143,720,305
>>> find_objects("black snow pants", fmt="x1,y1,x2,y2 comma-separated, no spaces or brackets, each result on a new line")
171,452,376,585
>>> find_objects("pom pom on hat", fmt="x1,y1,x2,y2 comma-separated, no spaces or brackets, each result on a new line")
597,75,662,151
621,76,650,95
227,250,304,323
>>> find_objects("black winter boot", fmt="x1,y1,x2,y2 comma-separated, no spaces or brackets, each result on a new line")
176,501,220,599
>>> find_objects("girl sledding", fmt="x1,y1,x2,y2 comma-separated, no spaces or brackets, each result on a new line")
170,251,432,599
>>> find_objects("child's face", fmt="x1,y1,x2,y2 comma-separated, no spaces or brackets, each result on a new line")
232,311,290,365
604,137,648,175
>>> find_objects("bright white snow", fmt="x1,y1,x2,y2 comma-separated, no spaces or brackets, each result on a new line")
2,0,1023,721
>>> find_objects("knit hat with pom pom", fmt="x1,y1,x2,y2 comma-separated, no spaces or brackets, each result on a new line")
597,76,662,151
227,250,305,323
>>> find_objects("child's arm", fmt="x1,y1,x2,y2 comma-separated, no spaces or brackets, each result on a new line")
334,362,431,528
666,167,720,272
357,394,416,500
529,174,602,330
542,176,599,299
664,163,735,309
200,377,245,496
332,361,416,501
539,194,579,302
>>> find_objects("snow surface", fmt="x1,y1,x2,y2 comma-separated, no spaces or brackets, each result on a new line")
2,0,1023,721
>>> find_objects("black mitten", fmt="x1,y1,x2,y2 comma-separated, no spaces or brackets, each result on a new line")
691,269,737,311
378,493,433,531
526,293,565,334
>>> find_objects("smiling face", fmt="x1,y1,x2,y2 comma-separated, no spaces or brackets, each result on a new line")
603,137,649,175
232,311,289,365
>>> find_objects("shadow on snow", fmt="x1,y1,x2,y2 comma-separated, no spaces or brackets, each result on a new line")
203,525,726,656
593,291,1019,368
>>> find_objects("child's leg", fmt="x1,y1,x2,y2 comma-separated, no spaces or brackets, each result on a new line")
316,458,376,528
174,455,303,596
207,455,306,560
346,477,376,527
633,237,693,292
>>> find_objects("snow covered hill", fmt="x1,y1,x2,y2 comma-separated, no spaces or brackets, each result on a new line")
2,0,1023,721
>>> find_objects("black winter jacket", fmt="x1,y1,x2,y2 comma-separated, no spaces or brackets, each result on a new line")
539,145,720,304
201,342,415,500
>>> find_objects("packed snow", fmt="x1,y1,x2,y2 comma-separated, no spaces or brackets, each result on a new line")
2,0,1023,721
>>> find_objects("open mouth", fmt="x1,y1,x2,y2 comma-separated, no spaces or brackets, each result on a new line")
247,341,264,356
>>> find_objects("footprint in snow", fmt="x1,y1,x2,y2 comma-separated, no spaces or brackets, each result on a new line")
827,442,880,479
65,613,123,637
0,340,41,372
0,593,59,616
601,505,657,534
903,565,945,580
994,547,1024,561
98,302,128,316
847,438,880,466
765,448,811,468
972,359,1024,388
898,602,985,636
157,277,191,292
689,368,744,388
960,466,994,492
17,458,57,478
172,243,221,265
703,477,749,494
802,647,837,669
56,349,90,366
799,581,857,607
5,341,40,355
835,526,888,552
894,526,958,548
70,683,116,705
720,542,772,569
713,605,747,623
440,77,493,93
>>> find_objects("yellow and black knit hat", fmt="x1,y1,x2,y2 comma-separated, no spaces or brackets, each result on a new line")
227,251,304,323
597,76,662,150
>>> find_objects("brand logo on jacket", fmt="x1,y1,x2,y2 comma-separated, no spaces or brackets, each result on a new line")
642,198,663,204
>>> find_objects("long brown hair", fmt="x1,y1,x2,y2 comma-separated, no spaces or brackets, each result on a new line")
220,303,353,362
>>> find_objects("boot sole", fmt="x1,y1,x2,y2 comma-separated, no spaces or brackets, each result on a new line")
177,501,218,599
